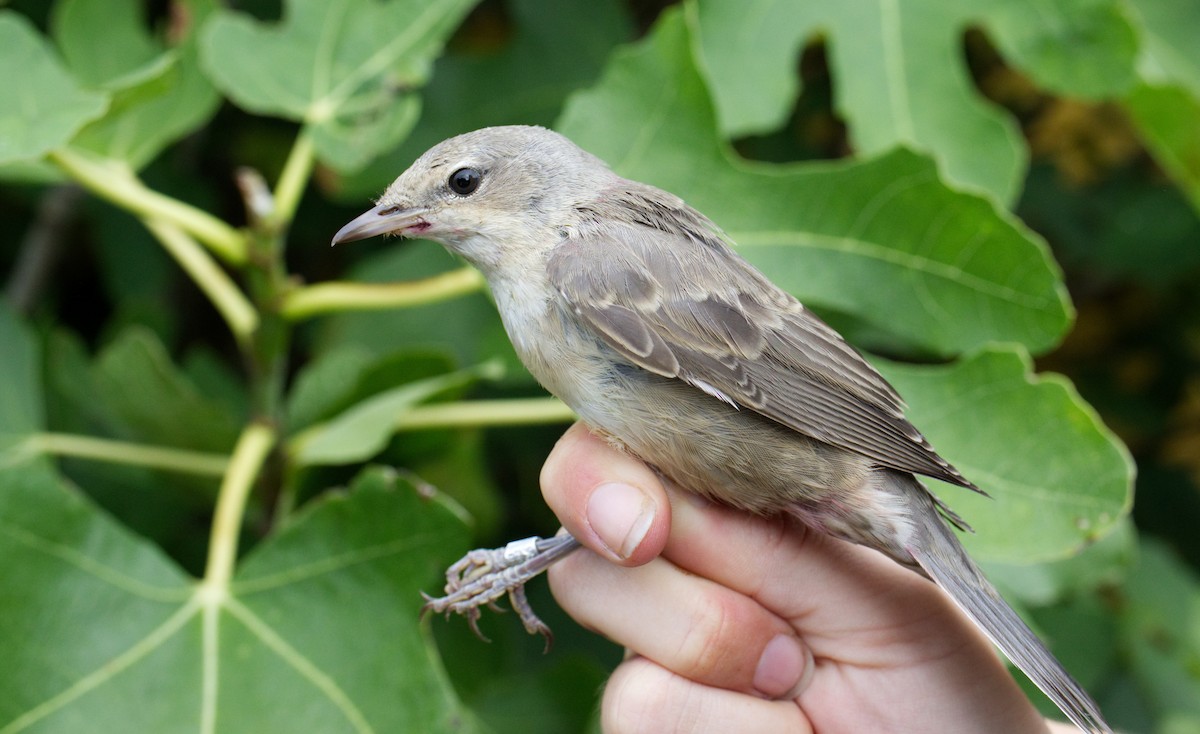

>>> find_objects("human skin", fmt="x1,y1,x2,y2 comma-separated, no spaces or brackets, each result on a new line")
542,423,1079,734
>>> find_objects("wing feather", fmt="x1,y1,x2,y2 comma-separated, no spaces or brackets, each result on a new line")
548,214,977,491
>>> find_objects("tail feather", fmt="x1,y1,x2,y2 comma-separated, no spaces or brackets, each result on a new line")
905,487,1111,734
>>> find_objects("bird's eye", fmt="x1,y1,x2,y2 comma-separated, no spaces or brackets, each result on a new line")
448,167,482,196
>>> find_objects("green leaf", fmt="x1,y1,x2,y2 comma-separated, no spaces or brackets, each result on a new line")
1120,537,1200,718
334,0,633,199
286,347,462,433
1117,0,1200,213
0,304,45,468
403,429,503,538
558,7,1073,357
692,0,1025,202
0,463,479,732
1125,84,1200,213
293,360,503,466
91,327,243,453
876,346,1134,562
53,0,221,169
1126,0,1200,95
692,0,1138,202
0,11,107,165
52,0,161,88
200,0,478,172
975,0,1138,100
286,346,378,433
0,303,41,439
985,518,1135,606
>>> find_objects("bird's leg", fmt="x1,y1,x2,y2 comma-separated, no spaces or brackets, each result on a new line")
421,533,582,649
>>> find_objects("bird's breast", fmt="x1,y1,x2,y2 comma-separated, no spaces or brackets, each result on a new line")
495,289,916,555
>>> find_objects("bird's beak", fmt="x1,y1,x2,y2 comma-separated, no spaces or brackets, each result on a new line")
331,203,428,246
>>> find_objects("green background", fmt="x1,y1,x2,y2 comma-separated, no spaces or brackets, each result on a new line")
0,0,1196,731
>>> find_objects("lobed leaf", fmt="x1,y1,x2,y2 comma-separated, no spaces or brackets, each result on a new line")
692,0,1024,202
335,0,633,199
52,0,221,170
200,0,478,172
974,0,1138,100
1124,84,1200,213
0,12,107,165
1123,0,1200,213
558,7,1073,357
876,346,1134,562
692,0,1137,203
0,461,478,732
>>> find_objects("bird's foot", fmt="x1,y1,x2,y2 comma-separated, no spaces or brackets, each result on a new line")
421,533,582,650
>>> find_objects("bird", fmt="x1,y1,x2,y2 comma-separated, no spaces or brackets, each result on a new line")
331,125,1111,733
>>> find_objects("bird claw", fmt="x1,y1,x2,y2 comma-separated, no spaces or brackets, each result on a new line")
421,534,582,650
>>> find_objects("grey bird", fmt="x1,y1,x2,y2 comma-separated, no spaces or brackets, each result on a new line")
332,125,1110,733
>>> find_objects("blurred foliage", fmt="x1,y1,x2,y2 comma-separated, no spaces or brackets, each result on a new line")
0,0,1196,731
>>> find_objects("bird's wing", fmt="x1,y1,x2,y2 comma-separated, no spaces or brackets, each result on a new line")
547,218,978,491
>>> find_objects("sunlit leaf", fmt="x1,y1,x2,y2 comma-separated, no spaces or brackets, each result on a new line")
53,0,221,169
0,463,479,732
0,12,107,165
877,346,1134,562
200,0,478,171
558,7,1073,356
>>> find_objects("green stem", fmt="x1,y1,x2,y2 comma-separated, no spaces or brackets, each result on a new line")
393,397,576,431
145,219,259,346
279,267,486,321
202,422,276,590
269,129,316,234
49,148,247,265
27,433,229,476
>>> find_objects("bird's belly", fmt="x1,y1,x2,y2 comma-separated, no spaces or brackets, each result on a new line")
573,363,874,517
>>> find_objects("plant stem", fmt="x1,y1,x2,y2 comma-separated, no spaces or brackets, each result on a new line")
278,267,486,320
48,148,247,265
145,219,259,346
202,422,276,590
269,129,316,234
27,433,229,476
393,397,576,431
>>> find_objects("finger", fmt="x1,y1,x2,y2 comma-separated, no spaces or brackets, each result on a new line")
549,547,813,699
602,656,811,734
540,423,670,566
659,487,992,666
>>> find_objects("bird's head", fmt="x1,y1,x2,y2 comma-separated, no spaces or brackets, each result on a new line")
332,125,613,272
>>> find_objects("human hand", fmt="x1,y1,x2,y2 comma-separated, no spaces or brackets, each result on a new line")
541,423,1073,733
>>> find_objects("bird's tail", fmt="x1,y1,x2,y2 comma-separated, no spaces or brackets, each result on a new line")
902,478,1112,734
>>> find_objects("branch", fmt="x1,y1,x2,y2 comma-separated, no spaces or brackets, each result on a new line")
201,422,276,590
26,433,229,476
269,129,316,234
145,219,259,346
393,397,576,431
49,148,247,265
279,267,485,321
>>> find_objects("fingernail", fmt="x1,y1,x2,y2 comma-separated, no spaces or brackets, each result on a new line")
754,634,811,700
587,482,655,560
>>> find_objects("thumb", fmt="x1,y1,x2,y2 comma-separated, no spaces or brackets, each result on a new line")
540,422,671,566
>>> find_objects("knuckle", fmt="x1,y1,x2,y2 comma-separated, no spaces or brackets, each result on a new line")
603,660,698,734
673,592,747,683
